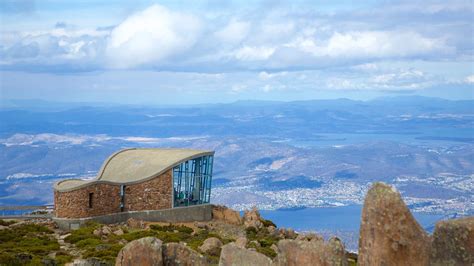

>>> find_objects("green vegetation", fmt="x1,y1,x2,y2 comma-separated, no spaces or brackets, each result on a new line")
347,252,358,266
245,226,280,258
261,218,276,228
0,216,358,265
150,223,194,234
64,221,122,264
0,219,18,226
64,221,101,243
0,223,71,265
63,221,234,265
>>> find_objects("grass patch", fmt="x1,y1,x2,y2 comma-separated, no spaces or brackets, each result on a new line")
64,221,101,244
245,225,281,259
150,224,194,234
0,223,69,265
0,219,17,226
82,243,124,264
256,246,277,258
261,219,276,228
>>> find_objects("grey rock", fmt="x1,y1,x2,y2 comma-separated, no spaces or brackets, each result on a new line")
219,243,273,266
358,182,431,266
163,242,209,266
430,216,474,266
115,237,163,266
199,237,223,256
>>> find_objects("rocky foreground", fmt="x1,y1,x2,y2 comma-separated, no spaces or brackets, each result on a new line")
0,182,473,266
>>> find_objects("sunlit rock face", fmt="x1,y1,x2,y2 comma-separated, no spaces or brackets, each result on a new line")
115,237,163,266
430,217,474,265
358,182,431,266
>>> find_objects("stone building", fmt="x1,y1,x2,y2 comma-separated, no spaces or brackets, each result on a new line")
54,148,214,223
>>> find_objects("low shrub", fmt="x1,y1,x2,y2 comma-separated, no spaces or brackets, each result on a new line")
150,224,194,234
75,238,103,249
245,226,258,240
261,219,276,228
258,237,278,248
0,223,62,265
64,222,101,244
0,219,17,226
186,230,220,251
82,243,124,264
55,251,73,265
256,246,277,258
120,230,156,242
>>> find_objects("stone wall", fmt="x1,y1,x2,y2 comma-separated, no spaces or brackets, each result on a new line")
54,170,173,219
54,183,121,218
124,170,173,212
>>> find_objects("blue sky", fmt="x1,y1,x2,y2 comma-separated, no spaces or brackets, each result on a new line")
0,0,473,104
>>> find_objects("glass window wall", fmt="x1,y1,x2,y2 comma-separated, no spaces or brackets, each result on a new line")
173,155,213,207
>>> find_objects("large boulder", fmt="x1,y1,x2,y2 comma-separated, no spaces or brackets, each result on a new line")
163,242,208,266
235,236,248,248
358,182,431,266
430,216,474,265
115,237,163,266
199,237,223,256
212,205,243,225
243,207,263,229
274,238,347,266
219,243,273,266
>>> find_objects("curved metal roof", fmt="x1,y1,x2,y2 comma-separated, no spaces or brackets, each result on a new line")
54,148,214,192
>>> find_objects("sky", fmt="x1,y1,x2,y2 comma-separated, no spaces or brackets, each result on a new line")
0,0,473,104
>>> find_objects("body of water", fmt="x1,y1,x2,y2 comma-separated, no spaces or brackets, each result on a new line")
286,130,474,148
260,205,444,233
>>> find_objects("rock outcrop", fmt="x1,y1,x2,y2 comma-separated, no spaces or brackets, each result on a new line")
115,237,163,266
212,205,242,225
163,242,209,266
278,228,297,239
199,237,223,256
274,238,347,266
234,236,248,248
94,225,112,237
243,207,263,229
295,232,323,242
219,243,273,266
430,216,474,265
358,182,431,266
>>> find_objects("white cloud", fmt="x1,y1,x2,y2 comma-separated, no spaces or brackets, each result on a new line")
352,63,379,71
1,133,111,146
0,1,467,74
214,19,250,45
258,71,287,80
230,84,248,93
234,46,276,61
287,31,449,59
465,74,474,84
262,84,272,92
105,4,202,68
1,133,208,146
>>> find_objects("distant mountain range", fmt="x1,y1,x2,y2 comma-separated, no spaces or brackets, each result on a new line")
0,96,472,215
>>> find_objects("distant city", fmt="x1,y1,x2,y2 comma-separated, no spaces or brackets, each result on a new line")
1,97,472,217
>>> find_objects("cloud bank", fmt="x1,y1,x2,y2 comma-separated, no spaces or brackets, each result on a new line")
0,2,469,72
0,0,472,99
